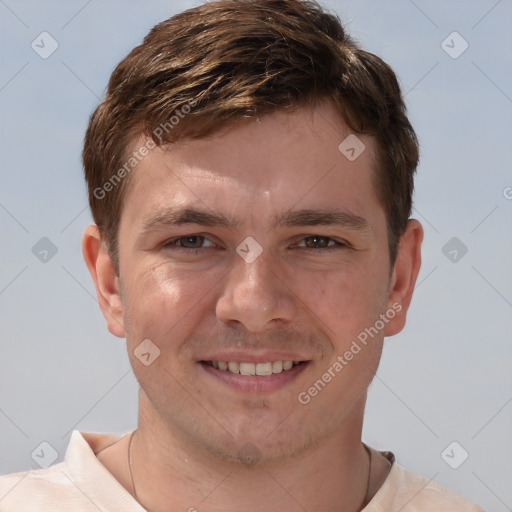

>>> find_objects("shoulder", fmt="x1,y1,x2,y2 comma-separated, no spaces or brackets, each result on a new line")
367,461,485,511
0,431,140,511
0,463,75,510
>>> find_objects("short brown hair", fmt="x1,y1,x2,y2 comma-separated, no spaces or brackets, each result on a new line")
83,0,418,273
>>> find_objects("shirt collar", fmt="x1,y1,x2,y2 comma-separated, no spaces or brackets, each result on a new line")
64,430,145,511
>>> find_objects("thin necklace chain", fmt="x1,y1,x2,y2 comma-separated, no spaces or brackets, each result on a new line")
127,430,372,511
128,430,147,510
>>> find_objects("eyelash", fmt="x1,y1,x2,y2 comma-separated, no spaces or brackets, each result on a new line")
162,235,349,254
295,236,348,251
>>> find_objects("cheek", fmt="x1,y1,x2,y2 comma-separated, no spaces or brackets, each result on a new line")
298,267,387,407
122,264,220,396
297,258,389,337
122,263,216,350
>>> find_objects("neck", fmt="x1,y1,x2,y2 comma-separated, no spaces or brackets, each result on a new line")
128,394,371,512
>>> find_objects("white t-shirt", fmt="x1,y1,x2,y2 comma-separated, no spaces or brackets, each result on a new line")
0,431,485,511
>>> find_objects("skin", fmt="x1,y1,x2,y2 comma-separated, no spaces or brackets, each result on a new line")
83,100,423,512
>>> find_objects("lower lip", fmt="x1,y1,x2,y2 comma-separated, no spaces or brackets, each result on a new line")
199,362,310,393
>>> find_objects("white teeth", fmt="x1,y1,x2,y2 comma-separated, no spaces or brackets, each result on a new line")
272,360,283,373
239,362,256,375
228,361,239,374
282,361,293,370
209,360,300,375
256,362,273,376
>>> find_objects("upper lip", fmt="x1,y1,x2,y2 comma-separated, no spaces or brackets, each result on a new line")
198,351,311,363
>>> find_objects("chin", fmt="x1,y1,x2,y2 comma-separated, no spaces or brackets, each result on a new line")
200,426,317,468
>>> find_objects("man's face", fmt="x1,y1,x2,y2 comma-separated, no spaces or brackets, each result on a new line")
115,101,399,463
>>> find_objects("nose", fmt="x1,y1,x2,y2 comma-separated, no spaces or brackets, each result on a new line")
215,251,297,332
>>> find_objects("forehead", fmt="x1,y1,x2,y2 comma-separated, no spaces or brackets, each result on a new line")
121,101,382,227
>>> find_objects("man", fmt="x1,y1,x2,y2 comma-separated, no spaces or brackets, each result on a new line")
0,0,484,510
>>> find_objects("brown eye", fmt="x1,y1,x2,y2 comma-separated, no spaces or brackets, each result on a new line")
164,236,215,251
176,236,206,249
302,236,335,248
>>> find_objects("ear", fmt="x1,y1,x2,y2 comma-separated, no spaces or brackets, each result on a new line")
82,224,125,338
384,219,423,337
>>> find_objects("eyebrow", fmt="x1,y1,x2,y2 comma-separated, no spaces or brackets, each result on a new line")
140,206,371,233
141,207,235,232
271,209,370,231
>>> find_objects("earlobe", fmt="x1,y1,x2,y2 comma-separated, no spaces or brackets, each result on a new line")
384,219,423,337
82,225,125,338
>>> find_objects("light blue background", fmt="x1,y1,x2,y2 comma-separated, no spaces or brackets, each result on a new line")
1,1,511,510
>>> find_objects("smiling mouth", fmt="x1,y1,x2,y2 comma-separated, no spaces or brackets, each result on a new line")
201,360,307,376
